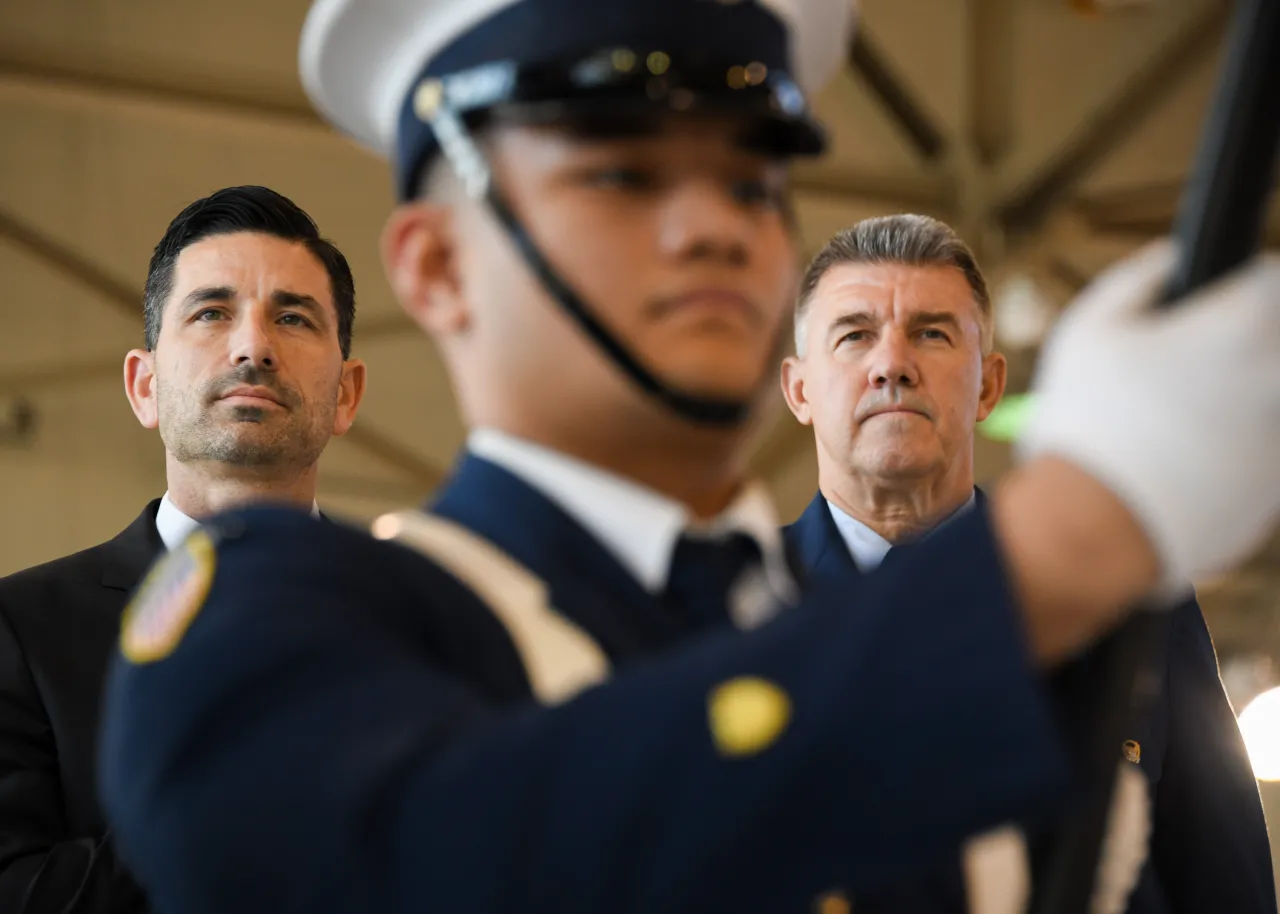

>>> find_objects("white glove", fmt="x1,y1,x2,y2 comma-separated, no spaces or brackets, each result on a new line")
1017,241,1280,592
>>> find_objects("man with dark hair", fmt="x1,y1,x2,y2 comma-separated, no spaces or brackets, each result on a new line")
0,184,366,913
781,213,1276,912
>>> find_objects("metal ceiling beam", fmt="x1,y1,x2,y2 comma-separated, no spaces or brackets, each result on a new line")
790,167,957,215
0,206,139,320
997,2,1231,231
0,358,125,398
1078,179,1280,245
1092,220,1280,250
969,0,1016,167
0,51,323,130
1043,256,1092,295
947,0,1019,265
0,57,950,217
1074,179,1186,231
848,29,947,162
341,424,445,490
0,311,422,397
319,472,434,504
749,414,813,482
355,313,421,341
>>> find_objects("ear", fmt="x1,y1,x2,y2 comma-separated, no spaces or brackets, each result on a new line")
779,355,813,426
123,349,159,429
380,202,469,340
332,358,368,437
975,351,1008,422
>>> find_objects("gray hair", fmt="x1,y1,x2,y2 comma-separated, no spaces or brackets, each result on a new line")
793,214,994,357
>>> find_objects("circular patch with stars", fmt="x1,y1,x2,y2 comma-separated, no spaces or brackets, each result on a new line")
120,529,217,664
708,676,791,757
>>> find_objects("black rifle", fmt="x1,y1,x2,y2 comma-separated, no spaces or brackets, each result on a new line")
1030,2,1280,912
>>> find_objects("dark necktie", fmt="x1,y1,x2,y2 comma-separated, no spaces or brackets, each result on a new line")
878,539,918,572
663,532,764,632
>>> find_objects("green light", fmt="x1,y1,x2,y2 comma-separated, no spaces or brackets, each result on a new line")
979,393,1037,442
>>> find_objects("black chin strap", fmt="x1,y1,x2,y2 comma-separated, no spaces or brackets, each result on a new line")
427,103,783,428
483,191,760,426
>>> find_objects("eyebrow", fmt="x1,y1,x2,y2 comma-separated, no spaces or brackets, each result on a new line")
825,310,876,339
908,311,963,331
271,290,328,323
825,309,964,340
180,286,235,312
179,287,328,323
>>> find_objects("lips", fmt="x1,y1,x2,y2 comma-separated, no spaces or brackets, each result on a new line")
862,405,932,423
219,387,283,407
870,407,927,418
654,288,759,322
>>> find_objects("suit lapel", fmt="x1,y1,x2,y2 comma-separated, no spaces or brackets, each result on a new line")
100,499,165,592
429,455,686,663
783,493,863,588
786,488,987,585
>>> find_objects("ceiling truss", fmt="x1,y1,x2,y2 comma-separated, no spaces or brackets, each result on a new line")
0,2,1270,504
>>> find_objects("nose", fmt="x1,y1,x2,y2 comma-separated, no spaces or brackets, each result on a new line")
227,308,278,370
657,178,751,266
866,329,919,390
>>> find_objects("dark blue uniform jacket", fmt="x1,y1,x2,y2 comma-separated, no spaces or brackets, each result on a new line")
99,456,1089,913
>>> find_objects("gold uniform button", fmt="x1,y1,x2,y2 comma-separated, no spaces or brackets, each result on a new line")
1123,739,1141,764
814,889,852,914
707,676,791,757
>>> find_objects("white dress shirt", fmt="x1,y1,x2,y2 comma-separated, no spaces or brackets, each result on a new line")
154,492,320,551
826,491,977,573
467,428,798,615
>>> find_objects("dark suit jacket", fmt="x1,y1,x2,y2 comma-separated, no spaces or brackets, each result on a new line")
785,491,1278,914
0,500,161,913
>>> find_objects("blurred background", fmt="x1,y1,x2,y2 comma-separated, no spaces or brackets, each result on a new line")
1,0,1278,884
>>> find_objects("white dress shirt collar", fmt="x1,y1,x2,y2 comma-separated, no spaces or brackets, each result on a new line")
467,428,796,600
155,492,320,551
155,494,202,552
826,491,977,573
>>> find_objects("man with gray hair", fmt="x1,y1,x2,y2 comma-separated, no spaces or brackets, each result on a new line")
784,214,1001,545
780,213,1276,913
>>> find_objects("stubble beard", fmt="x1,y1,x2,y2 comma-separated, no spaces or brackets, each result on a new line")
159,380,330,473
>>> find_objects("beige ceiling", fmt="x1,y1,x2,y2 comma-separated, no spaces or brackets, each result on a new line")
0,0,1277,668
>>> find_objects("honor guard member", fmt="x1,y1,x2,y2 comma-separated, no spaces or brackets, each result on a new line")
97,1,1280,913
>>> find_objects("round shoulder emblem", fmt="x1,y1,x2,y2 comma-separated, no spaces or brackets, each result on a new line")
120,529,217,664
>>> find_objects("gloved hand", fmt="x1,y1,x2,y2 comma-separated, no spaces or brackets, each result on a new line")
1017,241,1280,592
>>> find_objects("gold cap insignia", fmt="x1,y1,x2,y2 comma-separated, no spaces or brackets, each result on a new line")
413,79,445,121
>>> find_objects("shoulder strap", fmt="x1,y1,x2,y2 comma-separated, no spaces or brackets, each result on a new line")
372,510,611,705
